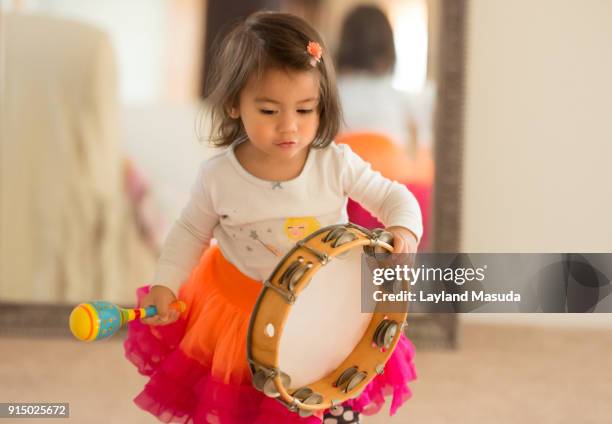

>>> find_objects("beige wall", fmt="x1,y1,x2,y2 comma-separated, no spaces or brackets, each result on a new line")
463,0,612,253
462,0,612,326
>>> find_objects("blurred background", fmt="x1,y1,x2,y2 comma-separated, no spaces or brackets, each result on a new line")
1,0,611,423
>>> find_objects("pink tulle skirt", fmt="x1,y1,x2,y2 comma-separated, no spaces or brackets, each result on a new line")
124,246,417,423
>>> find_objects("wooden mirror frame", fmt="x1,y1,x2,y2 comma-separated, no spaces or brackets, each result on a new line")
433,0,466,254
405,0,467,349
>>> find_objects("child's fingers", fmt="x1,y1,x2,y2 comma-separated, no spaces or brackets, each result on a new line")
141,314,173,326
392,235,405,254
141,315,159,325
138,286,180,326
150,311,179,326
139,300,169,325
156,303,170,323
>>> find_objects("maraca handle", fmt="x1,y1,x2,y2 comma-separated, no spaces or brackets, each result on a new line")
142,300,187,319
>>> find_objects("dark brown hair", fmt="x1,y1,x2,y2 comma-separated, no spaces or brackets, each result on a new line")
336,5,396,75
202,11,341,148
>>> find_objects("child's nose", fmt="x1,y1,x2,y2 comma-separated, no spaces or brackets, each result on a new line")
277,112,298,134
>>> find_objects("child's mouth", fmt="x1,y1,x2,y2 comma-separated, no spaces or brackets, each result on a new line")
276,141,297,148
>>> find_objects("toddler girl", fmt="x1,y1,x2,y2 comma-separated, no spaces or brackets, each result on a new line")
125,11,421,424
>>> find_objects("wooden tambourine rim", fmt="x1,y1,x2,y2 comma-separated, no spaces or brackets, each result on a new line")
247,223,408,413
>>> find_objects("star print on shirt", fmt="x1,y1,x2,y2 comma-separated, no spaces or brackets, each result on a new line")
271,182,283,190
249,230,281,256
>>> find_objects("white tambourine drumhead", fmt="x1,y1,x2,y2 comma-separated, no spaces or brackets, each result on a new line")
248,224,404,414
277,246,371,389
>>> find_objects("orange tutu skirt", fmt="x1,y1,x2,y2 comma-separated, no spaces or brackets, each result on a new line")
124,245,416,423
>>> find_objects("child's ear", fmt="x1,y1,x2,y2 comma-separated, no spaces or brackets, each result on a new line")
228,106,240,119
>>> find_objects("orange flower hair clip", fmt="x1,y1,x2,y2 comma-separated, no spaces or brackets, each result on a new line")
307,41,323,66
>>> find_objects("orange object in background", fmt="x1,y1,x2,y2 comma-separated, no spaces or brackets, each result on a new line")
336,132,434,185
337,132,433,251
336,132,413,182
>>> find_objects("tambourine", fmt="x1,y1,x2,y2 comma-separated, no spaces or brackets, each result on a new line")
247,223,408,417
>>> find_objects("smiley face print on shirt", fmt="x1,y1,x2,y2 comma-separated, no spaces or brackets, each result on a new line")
283,217,321,242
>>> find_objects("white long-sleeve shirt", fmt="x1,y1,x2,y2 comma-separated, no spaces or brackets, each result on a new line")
154,142,423,291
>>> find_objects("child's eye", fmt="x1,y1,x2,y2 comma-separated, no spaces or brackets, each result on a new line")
297,109,314,114
259,109,277,115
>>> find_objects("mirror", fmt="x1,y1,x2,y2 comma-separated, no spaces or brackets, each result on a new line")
0,0,461,346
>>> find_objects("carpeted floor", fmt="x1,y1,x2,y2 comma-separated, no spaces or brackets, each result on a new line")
1,322,610,423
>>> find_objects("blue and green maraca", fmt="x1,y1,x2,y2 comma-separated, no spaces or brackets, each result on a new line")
69,300,186,342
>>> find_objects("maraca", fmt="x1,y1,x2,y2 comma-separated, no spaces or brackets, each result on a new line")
69,300,186,342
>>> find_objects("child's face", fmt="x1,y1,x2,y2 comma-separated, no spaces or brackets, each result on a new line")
233,68,320,162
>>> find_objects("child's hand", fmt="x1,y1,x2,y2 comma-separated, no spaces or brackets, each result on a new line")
385,226,419,255
140,285,180,326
